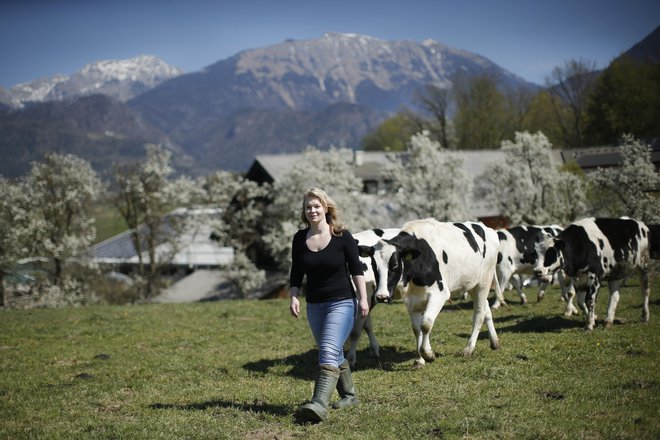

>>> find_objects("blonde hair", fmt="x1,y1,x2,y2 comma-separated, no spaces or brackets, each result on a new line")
300,187,346,236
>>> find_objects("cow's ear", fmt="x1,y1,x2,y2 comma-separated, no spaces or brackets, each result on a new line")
358,245,374,258
401,248,421,261
554,239,565,251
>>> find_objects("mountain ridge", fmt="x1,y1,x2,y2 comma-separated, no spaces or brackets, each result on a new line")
7,55,182,107
3,30,656,178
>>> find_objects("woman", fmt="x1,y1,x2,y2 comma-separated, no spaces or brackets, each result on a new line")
289,187,369,423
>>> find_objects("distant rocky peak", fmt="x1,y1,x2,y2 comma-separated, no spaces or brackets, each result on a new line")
8,55,182,107
78,55,183,82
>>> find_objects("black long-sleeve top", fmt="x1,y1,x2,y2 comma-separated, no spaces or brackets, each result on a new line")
289,228,364,303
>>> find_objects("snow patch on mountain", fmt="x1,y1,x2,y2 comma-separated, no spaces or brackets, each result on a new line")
9,55,182,107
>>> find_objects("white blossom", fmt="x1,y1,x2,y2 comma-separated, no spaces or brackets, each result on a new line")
387,132,472,222
589,135,660,223
477,131,588,225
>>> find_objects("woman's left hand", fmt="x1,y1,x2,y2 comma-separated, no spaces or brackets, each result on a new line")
358,298,369,318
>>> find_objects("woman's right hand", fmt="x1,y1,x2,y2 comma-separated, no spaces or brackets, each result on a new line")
290,296,300,318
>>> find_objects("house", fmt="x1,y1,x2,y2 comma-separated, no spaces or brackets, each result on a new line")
89,208,234,279
246,150,513,227
560,138,660,172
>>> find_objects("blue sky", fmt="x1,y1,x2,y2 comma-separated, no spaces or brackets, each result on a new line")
1,0,658,88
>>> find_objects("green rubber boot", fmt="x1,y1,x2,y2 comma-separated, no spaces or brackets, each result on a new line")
332,360,358,409
295,365,340,423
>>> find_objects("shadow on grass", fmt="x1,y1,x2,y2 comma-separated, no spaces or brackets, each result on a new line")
495,315,584,333
150,399,290,416
242,345,417,378
455,315,582,339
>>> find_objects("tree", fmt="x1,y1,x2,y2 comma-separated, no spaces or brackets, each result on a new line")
13,154,104,287
262,147,367,270
453,74,509,148
112,144,189,298
361,111,424,152
585,57,660,145
0,178,22,307
519,90,565,146
546,58,598,147
588,135,660,223
199,170,271,297
476,131,588,225
415,84,454,148
386,132,472,222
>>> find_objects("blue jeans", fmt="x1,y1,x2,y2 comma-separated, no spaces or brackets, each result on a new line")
306,298,356,367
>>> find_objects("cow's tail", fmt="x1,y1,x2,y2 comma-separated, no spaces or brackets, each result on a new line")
492,270,510,310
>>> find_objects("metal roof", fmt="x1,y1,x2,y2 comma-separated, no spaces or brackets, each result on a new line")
89,209,234,267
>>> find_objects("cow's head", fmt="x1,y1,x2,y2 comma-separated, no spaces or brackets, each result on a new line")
359,238,408,303
533,234,565,283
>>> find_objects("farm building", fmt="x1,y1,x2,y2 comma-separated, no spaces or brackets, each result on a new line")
89,208,233,278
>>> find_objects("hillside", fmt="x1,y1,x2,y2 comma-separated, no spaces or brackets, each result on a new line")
0,95,193,178
1,29,657,178
1,281,659,439
129,33,537,172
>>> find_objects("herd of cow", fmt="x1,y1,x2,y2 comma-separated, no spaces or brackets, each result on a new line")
346,217,660,368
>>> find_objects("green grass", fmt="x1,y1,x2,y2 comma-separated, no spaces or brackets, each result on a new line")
1,277,659,439
92,202,128,244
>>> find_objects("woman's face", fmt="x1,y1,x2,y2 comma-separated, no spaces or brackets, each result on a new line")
304,196,326,225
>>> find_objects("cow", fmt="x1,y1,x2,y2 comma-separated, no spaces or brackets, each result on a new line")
533,217,651,330
347,227,401,368
492,225,576,314
648,224,660,260
359,218,501,367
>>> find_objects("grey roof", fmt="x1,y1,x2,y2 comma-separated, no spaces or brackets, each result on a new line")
250,151,399,182
560,143,660,170
89,209,234,267
250,149,510,218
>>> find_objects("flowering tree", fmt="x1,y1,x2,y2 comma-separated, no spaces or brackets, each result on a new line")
262,147,367,270
112,144,191,297
588,135,660,223
0,178,22,306
476,131,588,225
198,170,271,297
386,132,472,222
8,153,104,303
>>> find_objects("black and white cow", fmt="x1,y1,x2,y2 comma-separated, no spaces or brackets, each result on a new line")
533,217,651,330
348,228,401,368
361,219,501,366
648,224,660,260
492,224,572,310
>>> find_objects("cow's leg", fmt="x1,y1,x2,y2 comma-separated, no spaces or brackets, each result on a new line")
604,279,622,328
346,315,365,369
640,268,650,323
584,274,601,330
558,273,578,316
418,289,449,364
537,280,549,302
464,284,498,356
483,291,500,350
512,274,527,305
563,277,579,317
362,313,381,360
408,310,425,367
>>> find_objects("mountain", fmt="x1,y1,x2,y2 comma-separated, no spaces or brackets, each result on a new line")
8,55,182,107
0,33,552,178
617,25,660,63
0,94,193,178
129,33,538,172
0,87,13,111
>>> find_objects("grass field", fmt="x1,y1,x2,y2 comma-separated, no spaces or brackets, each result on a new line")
1,278,659,439
92,202,128,244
